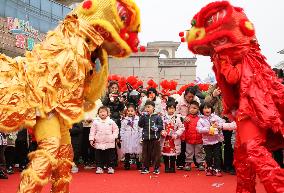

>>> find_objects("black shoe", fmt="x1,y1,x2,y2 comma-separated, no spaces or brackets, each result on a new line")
6,166,14,174
229,168,236,175
177,165,184,170
198,164,205,171
153,167,160,175
136,162,142,170
141,167,150,174
222,167,229,173
165,166,170,173
169,167,176,173
19,165,26,172
0,170,8,179
124,163,130,170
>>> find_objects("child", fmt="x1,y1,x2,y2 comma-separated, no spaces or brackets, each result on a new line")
89,106,119,174
197,103,225,177
138,100,163,174
161,102,185,173
183,101,205,171
120,104,142,170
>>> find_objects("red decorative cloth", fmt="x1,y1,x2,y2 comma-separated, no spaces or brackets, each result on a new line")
212,44,284,136
162,123,176,155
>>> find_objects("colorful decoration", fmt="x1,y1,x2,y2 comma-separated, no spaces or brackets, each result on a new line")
108,74,121,82
185,1,284,192
0,0,141,192
160,80,178,96
147,79,158,89
197,83,210,92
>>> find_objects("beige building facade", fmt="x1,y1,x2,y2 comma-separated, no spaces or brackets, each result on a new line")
109,41,197,89
276,49,284,69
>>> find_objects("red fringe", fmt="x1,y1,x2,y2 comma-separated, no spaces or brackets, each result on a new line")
196,1,233,32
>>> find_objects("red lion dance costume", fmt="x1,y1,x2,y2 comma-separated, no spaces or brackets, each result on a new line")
0,0,141,192
182,1,284,192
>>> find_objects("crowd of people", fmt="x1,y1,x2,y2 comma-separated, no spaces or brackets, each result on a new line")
0,74,283,179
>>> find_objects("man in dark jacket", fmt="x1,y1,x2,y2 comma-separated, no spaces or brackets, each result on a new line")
138,100,163,174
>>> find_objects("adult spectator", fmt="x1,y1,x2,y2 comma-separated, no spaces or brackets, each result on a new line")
176,86,200,119
102,81,125,128
175,86,200,170
139,88,163,114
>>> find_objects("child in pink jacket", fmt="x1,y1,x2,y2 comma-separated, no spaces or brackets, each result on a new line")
89,106,119,174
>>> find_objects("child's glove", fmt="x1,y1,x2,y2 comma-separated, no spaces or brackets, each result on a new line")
151,125,159,132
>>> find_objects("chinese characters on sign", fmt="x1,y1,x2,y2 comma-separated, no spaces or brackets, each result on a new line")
6,17,39,51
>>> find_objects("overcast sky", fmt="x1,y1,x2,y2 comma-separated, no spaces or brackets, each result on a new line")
135,0,284,79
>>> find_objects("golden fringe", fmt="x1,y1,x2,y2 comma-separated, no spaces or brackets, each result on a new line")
51,175,72,188
28,150,58,169
57,158,74,167
51,158,73,187
21,168,49,186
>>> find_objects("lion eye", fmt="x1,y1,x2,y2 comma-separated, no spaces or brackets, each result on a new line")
117,2,129,24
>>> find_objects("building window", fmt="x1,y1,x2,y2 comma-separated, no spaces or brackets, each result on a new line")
40,19,50,33
30,0,40,9
29,15,39,30
5,5,17,17
41,0,51,13
52,2,62,18
17,10,27,20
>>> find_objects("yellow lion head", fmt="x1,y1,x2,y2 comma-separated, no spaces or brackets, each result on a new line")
73,0,141,57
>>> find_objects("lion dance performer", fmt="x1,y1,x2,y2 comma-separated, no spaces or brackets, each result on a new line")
180,1,284,192
0,0,141,192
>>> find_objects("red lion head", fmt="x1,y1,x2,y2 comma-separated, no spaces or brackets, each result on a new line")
184,1,256,56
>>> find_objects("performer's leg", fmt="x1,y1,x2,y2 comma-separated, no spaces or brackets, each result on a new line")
234,134,256,193
237,119,284,193
51,119,74,193
17,116,61,193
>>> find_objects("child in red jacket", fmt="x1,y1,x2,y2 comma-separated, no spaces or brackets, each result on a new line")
183,101,205,171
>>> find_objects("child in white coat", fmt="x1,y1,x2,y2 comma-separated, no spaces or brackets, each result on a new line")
120,104,142,170
89,106,119,174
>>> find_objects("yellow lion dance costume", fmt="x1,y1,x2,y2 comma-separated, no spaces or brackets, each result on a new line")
0,0,141,192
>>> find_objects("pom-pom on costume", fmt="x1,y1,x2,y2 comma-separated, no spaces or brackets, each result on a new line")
0,0,141,192
183,1,284,192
